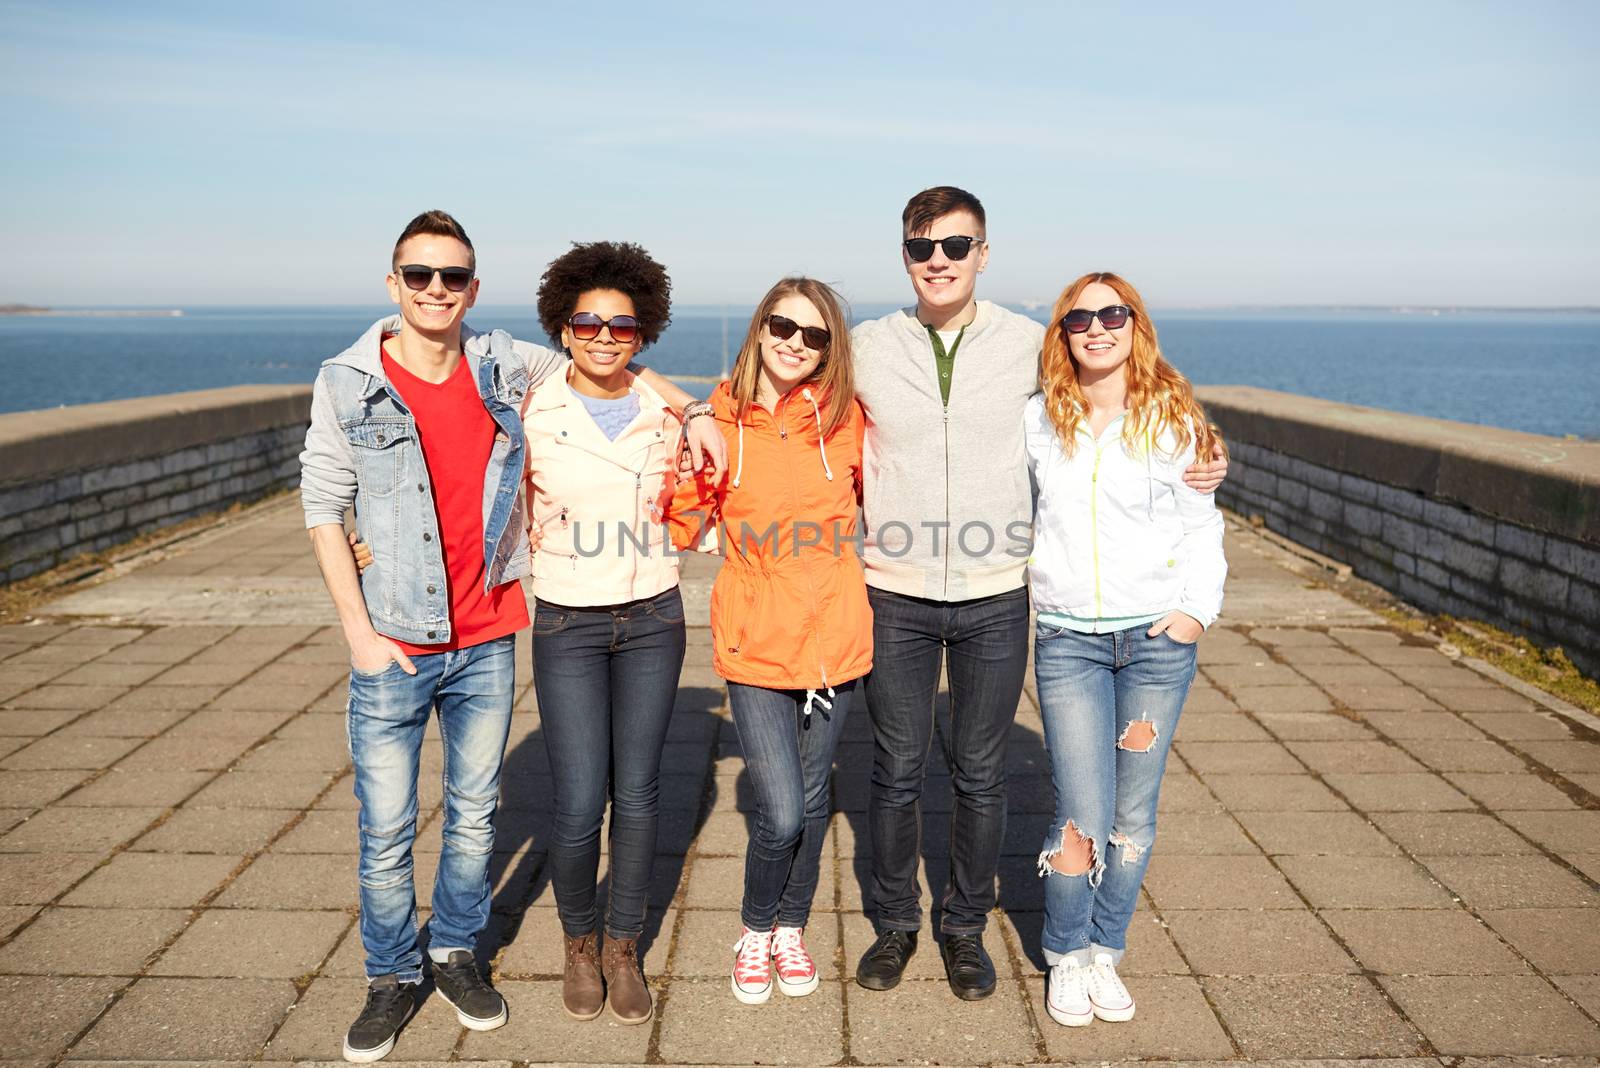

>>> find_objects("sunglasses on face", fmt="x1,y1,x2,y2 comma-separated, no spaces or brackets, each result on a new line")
396,264,475,292
902,235,983,263
1061,305,1134,334
765,314,830,351
567,312,641,344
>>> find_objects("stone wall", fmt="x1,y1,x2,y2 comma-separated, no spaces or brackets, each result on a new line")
1198,386,1600,676
0,386,312,583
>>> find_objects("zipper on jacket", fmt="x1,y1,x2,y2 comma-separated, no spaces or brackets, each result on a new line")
1090,441,1105,617
778,392,830,687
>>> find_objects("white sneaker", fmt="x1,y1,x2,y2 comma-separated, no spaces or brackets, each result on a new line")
731,927,773,1004
1087,952,1135,1021
1046,958,1093,1027
771,926,820,997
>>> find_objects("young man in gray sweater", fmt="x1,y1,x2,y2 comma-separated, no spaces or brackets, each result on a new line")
849,186,1227,1001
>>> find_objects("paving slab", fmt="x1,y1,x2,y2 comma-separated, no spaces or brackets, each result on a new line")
132,806,295,852
150,908,349,978
61,851,239,908
1236,810,1401,855
1276,856,1457,909
1381,975,1600,1055
1477,909,1600,974
1322,908,1532,975
1422,854,1598,909
71,977,298,1060
841,978,1034,1066
0,907,188,975
0,975,122,1058
1203,975,1426,1057
1371,811,1542,855
0,804,164,853
53,764,211,805
1165,909,1358,975
1142,854,1302,909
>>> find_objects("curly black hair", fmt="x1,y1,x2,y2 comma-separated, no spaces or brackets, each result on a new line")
536,241,672,349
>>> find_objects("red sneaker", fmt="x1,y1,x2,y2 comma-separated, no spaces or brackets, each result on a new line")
731,927,773,1004
772,925,819,997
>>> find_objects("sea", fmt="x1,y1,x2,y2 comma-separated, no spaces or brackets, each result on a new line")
1,305,1596,439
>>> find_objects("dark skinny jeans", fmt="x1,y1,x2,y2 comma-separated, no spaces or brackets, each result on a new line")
532,586,687,939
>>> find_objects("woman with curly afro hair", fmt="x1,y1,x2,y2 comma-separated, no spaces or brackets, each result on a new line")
520,240,695,1027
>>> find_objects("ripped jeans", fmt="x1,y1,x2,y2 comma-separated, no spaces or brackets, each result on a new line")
1033,622,1196,966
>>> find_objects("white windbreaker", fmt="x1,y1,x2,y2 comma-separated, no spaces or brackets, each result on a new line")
1023,393,1227,629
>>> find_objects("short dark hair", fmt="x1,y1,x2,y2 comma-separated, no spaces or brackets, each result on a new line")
537,241,672,348
392,210,475,269
901,186,986,238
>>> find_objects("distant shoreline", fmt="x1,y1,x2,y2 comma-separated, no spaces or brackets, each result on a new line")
0,305,184,318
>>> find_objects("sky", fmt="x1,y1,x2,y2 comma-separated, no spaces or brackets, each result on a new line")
0,1,1595,309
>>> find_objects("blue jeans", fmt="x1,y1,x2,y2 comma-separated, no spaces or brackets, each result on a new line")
346,635,516,983
532,586,686,939
728,679,857,931
863,586,1030,935
1034,623,1197,965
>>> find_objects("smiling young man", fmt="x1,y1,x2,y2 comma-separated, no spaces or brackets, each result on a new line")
849,187,1227,1002
300,211,722,1062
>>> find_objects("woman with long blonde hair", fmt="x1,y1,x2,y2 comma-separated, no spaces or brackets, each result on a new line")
669,277,870,1006
1025,272,1226,1029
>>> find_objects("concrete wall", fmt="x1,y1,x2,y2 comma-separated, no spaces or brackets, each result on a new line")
1198,386,1600,676
0,386,312,583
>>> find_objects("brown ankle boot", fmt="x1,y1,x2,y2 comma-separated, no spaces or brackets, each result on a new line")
562,932,604,1021
601,934,653,1024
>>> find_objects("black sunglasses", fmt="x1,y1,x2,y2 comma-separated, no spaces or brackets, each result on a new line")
1061,305,1134,334
765,314,830,351
396,264,474,292
568,312,640,344
903,235,983,263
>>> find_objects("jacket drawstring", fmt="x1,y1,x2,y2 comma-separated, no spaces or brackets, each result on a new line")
803,685,835,720
732,414,745,488
801,388,834,481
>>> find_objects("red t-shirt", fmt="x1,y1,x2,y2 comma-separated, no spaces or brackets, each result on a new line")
380,337,529,653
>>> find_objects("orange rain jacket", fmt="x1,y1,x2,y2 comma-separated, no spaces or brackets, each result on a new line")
668,381,872,693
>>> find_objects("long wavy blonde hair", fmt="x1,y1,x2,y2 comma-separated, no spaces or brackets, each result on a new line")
1039,271,1220,461
729,277,856,436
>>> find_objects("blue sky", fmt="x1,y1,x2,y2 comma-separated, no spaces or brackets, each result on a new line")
1,1,1595,308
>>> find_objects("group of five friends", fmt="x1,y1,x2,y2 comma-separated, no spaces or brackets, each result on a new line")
300,186,1229,1062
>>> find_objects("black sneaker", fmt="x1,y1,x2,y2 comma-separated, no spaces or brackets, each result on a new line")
939,932,996,1001
431,949,508,1030
855,928,918,991
343,975,416,1063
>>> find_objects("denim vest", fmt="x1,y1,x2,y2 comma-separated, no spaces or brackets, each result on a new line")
304,318,531,643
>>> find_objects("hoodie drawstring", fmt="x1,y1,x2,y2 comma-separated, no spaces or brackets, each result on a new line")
801,388,834,481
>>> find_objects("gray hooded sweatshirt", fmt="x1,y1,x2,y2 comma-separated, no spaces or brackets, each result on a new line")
852,300,1045,601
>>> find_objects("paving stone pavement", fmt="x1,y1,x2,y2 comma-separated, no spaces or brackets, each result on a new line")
0,496,1597,1066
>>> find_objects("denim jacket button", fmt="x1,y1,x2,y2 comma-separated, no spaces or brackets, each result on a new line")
427,584,437,594
376,433,386,444
423,533,432,542
426,631,437,639
417,483,426,492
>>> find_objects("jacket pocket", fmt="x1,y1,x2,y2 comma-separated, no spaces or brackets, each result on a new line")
343,420,412,499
